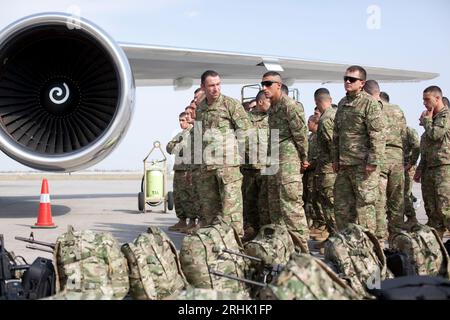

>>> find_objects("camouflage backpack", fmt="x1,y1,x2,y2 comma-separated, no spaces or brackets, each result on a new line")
165,287,250,300
389,223,450,278
244,224,295,268
121,226,187,300
324,223,390,297
53,226,129,300
259,253,360,300
179,217,249,293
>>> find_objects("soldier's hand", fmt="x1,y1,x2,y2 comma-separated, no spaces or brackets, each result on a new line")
332,162,339,173
413,169,421,183
301,161,310,170
365,164,377,178
404,164,413,172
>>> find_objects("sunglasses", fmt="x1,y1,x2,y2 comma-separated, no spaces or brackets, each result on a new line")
344,76,363,83
260,80,280,87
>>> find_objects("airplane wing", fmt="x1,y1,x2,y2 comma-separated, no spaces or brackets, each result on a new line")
120,43,439,88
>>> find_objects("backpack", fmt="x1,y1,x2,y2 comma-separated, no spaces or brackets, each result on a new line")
324,223,390,297
370,275,450,300
53,226,129,299
244,224,295,268
21,257,56,300
389,223,450,278
259,253,361,300
383,249,416,277
121,226,187,300
165,287,250,300
179,217,249,293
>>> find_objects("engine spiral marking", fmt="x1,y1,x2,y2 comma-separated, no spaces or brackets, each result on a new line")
49,82,70,104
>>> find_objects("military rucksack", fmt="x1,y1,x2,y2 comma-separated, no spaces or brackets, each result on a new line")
259,253,361,300
165,287,250,300
324,223,390,297
244,224,295,268
121,226,187,300
179,217,249,293
389,223,450,278
53,226,129,299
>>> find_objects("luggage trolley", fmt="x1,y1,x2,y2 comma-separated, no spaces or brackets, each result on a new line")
138,141,174,213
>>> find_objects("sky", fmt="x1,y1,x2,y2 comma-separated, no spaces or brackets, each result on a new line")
0,0,449,171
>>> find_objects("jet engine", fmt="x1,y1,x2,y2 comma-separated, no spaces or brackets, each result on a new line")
0,13,135,171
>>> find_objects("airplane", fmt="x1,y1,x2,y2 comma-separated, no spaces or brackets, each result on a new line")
0,12,438,173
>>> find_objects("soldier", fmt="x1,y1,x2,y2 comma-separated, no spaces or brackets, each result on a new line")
195,70,252,236
380,91,390,103
443,96,449,108
183,106,203,233
364,80,406,242
303,114,325,238
332,66,385,234
413,86,450,239
261,71,310,251
241,90,270,241
403,126,420,224
166,112,194,232
314,88,337,237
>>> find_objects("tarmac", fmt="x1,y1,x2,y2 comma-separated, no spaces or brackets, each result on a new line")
0,172,442,264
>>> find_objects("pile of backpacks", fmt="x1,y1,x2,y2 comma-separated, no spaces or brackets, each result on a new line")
3,218,450,300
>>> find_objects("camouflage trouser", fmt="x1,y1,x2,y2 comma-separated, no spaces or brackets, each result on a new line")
191,167,202,219
375,163,405,239
173,170,193,219
404,166,416,218
314,170,337,234
198,166,244,235
241,168,270,232
303,171,326,228
268,162,309,251
421,165,450,233
334,165,379,234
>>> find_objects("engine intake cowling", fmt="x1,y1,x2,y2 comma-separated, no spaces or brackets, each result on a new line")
0,13,135,171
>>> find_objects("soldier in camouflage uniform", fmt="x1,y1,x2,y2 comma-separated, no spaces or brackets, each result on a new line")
166,112,195,232
403,126,420,223
304,114,329,241
332,66,385,234
184,106,202,233
261,71,310,251
241,91,270,241
413,86,450,239
314,88,337,235
195,70,252,236
364,80,407,241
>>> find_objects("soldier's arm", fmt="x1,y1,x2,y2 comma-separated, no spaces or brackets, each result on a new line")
409,129,421,166
322,117,335,154
166,127,191,154
365,100,385,166
331,111,340,166
287,102,308,162
423,113,449,141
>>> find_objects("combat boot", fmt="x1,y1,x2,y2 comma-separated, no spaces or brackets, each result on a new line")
168,218,187,232
184,218,199,234
241,226,257,243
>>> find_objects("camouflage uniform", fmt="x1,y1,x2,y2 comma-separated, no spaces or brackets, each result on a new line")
403,127,420,219
315,106,337,233
303,132,321,227
375,102,407,239
241,111,270,232
195,94,252,235
332,91,385,234
267,95,309,250
166,126,196,220
420,106,450,235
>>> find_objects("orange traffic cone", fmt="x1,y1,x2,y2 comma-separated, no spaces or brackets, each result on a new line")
32,178,57,229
